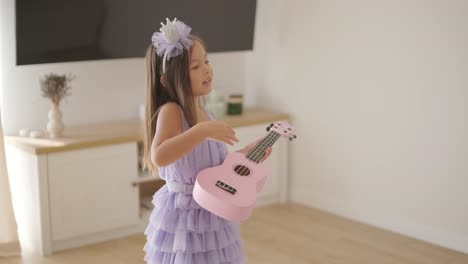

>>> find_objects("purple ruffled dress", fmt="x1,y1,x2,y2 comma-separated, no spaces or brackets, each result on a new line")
143,107,245,264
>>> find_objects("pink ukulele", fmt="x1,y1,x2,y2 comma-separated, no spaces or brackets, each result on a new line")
193,121,297,221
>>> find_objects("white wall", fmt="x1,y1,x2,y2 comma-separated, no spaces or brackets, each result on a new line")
244,0,282,107
261,0,468,254
0,0,247,135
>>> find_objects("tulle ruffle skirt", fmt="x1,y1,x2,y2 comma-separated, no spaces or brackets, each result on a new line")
143,186,245,264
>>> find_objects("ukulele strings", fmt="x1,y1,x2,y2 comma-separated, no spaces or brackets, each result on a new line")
221,133,271,185
228,133,279,187
223,131,280,188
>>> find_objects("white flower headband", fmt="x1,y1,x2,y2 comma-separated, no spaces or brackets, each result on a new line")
151,18,194,74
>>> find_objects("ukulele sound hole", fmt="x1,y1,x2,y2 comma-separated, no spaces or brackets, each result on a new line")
234,165,251,176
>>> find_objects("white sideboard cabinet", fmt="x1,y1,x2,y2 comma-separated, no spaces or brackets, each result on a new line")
6,142,142,255
5,108,289,256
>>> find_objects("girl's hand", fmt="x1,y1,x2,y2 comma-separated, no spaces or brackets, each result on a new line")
196,121,239,145
237,138,272,163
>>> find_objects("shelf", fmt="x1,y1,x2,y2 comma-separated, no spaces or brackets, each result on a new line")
132,169,162,186
133,176,160,185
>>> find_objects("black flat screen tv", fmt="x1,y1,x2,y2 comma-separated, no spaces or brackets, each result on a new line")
16,0,256,65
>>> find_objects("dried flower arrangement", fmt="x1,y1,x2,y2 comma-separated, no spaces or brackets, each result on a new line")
40,73,74,107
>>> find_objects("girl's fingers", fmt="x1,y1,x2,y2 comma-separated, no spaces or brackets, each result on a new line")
224,134,239,145
227,134,239,143
224,127,235,136
261,147,272,162
224,127,230,134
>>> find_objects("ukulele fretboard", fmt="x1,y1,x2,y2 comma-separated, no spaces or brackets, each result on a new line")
246,131,281,163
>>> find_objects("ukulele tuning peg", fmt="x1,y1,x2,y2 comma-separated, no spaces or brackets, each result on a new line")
293,135,297,139
289,137,293,141
267,123,275,131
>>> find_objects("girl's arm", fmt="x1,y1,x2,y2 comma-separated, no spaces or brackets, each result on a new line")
151,103,238,167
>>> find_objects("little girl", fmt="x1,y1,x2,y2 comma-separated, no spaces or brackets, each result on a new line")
142,18,272,264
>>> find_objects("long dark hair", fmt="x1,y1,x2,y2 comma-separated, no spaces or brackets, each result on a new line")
143,36,205,171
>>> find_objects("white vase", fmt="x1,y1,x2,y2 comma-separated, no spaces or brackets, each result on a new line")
46,104,64,138
207,88,226,119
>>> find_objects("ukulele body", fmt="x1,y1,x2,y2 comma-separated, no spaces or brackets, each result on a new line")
193,151,268,221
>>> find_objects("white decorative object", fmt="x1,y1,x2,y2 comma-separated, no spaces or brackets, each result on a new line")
46,104,64,138
29,130,45,138
151,17,193,74
39,73,74,139
160,18,181,44
207,88,226,119
19,128,30,137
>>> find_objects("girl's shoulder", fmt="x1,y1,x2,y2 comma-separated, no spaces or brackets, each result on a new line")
159,102,181,115
157,102,185,131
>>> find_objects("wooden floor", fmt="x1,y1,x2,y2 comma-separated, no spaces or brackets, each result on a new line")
1,203,467,264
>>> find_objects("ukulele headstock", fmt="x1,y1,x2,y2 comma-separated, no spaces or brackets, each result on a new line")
266,121,297,141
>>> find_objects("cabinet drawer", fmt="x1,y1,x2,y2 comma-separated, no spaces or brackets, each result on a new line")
47,143,140,241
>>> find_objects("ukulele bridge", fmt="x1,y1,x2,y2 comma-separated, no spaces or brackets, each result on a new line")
216,180,237,195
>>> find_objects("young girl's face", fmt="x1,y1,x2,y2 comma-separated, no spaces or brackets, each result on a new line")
189,41,213,97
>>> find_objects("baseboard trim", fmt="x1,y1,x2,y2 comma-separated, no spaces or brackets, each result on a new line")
0,241,21,257
51,225,141,254
291,198,468,255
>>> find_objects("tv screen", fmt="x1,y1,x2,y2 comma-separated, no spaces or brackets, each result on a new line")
16,0,256,65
